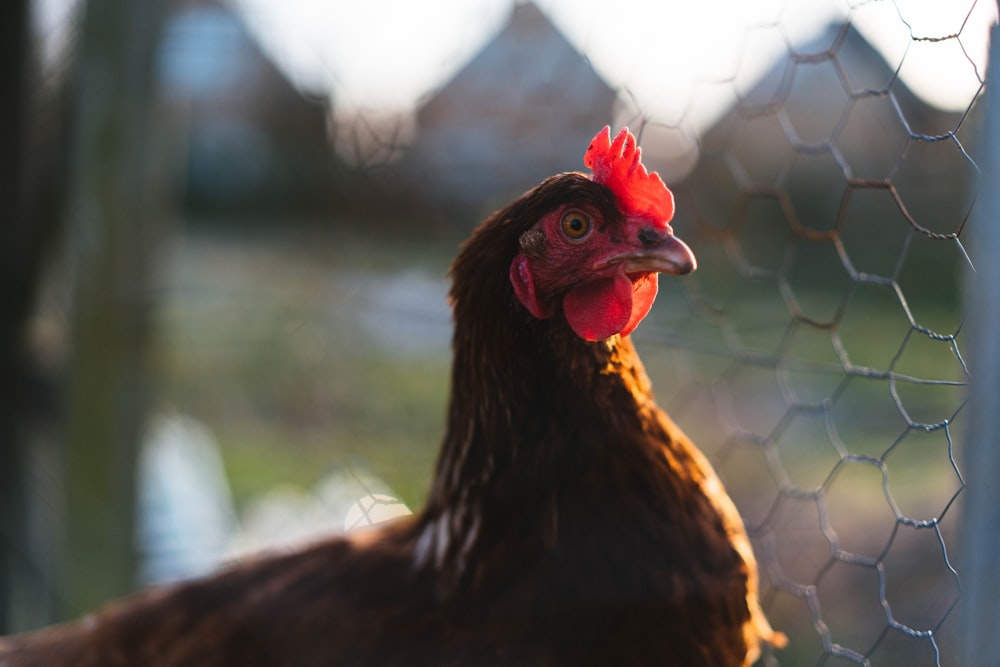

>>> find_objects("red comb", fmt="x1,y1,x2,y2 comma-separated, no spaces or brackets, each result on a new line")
584,126,675,228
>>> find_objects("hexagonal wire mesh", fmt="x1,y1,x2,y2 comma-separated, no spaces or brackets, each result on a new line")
618,2,994,666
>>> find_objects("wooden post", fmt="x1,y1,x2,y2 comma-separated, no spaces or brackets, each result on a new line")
62,0,167,618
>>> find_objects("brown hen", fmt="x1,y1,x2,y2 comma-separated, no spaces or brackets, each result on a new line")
0,126,784,666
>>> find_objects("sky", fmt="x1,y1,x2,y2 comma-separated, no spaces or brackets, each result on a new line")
33,0,999,136
226,0,998,132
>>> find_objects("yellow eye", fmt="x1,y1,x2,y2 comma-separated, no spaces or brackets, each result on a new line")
560,210,592,240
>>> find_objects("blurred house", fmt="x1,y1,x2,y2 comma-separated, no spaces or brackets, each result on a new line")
157,0,336,216
678,22,977,296
401,1,617,211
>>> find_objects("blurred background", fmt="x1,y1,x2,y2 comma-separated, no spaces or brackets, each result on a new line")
1,0,996,664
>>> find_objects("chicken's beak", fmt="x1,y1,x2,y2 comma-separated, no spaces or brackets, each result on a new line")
623,233,697,276
599,231,697,277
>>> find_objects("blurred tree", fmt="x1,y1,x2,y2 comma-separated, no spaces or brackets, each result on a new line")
0,0,66,633
61,0,168,618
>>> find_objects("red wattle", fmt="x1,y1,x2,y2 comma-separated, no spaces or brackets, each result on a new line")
563,272,659,341
620,272,658,337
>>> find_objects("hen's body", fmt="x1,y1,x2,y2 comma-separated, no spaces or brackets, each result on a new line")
0,139,782,666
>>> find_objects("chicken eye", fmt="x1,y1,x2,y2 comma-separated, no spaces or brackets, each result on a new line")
560,210,592,240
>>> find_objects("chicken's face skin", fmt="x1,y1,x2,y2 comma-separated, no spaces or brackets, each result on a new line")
509,199,696,341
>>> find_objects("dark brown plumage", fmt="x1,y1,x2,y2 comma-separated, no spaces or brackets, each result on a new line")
0,129,784,666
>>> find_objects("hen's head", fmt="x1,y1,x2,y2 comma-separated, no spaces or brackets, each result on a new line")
508,126,696,341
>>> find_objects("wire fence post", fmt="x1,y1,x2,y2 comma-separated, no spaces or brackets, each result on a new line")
961,16,1000,667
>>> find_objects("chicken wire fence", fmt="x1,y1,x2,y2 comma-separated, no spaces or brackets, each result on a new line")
615,3,994,666
222,3,998,662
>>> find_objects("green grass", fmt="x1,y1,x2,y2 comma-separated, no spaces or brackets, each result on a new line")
153,228,455,509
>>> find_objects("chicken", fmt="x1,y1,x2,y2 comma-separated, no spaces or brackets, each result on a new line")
0,126,785,666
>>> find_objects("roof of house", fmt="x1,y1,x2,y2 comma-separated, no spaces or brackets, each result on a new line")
404,2,618,208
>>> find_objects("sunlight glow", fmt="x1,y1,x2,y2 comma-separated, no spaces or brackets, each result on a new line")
228,0,996,135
